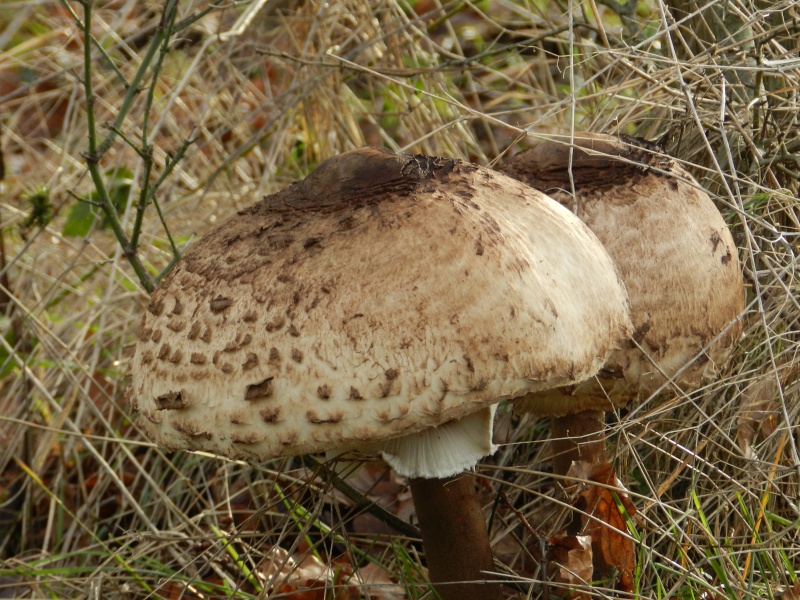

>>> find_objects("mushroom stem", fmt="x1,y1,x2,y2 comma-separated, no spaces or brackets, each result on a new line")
550,409,607,477
410,474,501,600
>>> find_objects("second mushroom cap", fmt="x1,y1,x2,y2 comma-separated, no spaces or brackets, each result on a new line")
501,133,744,415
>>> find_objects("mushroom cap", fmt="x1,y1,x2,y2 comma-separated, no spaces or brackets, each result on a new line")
129,147,632,477
500,133,745,416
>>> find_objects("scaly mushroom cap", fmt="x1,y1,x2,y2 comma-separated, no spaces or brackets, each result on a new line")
501,133,745,417
129,147,632,477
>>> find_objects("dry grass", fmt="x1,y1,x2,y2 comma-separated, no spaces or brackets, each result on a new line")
0,0,798,598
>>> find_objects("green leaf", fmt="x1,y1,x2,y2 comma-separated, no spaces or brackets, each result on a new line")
61,167,133,237
61,199,98,238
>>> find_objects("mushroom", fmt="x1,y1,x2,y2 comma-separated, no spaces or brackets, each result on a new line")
500,133,745,476
129,146,632,600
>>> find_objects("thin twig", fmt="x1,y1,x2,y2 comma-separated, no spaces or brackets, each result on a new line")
302,455,421,540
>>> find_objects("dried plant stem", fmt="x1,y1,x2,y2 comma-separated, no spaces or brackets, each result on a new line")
302,455,421,539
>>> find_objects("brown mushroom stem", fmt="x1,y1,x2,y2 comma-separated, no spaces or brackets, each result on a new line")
410,474,501,600
550,410,607,477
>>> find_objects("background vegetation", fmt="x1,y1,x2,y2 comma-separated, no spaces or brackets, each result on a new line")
0,0,798,597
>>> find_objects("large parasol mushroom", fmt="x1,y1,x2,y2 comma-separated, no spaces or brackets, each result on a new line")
501,133,744,469
129,146,632,600
501,133,744,525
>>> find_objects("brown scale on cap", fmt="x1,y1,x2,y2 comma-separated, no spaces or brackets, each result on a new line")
166,319,186,333
154,390,187,411
500,133,744,416
156,344,170,361
242,352,258,371
265,317,284,332
171,420,212,441
223,333,252,352
259,407,281,423
267,347,280,363
244,377,273,401
231,432,263,445
228,412,249,425
209,296,233,312
306,410,344,425
147,298,165,316
129,146,631,479
141,410,161,424
167,349,183,364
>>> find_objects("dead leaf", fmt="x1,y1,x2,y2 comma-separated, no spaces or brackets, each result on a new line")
327,461,415,534
260,547,337,600
568,461,636,592
547,534,593,598
736,373,780,456
735,360,800,458
779,581,800,600
352,562,408,600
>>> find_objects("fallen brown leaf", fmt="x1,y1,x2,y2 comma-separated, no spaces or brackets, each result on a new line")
328,460,415,534
260,546,340,600
569,461,636,592
779,581,800,600
353,562,408,600
736,372,780,456
548,533,593,598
